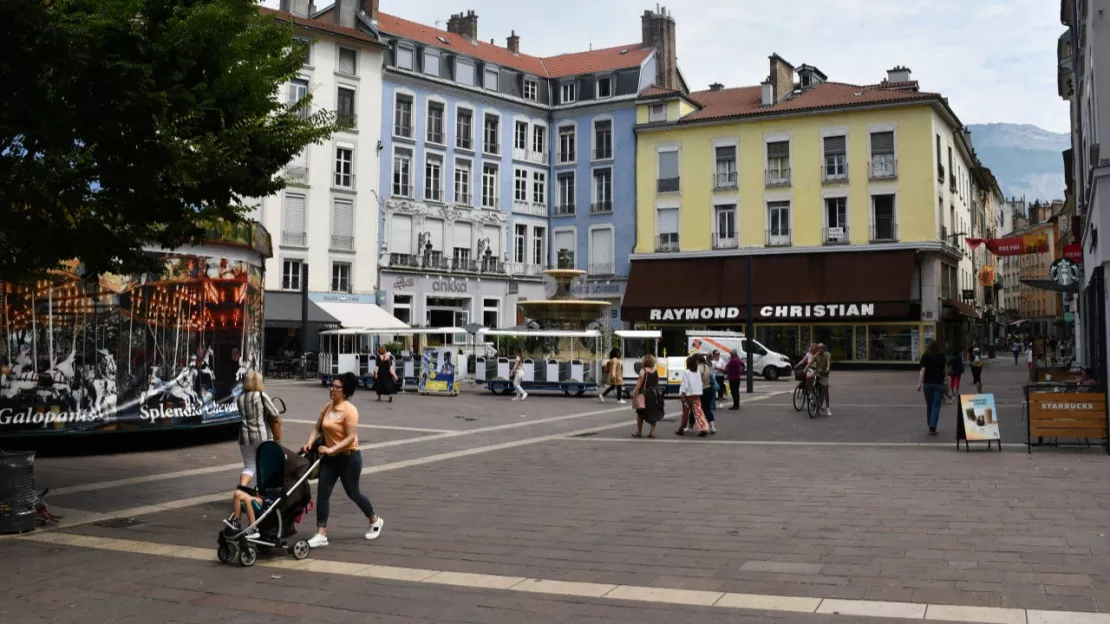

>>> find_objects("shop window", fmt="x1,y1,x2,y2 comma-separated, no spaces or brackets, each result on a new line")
483,298,499,329
868,326,916,361
393,294,412,325
756,326,800,361
854,325,868,361
813,326,853,361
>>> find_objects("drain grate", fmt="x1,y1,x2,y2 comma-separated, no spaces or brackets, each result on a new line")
92,517,144,529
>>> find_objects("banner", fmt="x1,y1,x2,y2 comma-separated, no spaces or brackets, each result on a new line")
1064,244,1083,263
978,266,996,286
966,233,1049,256
960,394,1001,441
418,347,459,395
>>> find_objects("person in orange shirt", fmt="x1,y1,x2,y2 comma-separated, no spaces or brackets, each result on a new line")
301,372,383,548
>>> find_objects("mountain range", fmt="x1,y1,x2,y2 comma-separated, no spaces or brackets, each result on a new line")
967,123,1069,203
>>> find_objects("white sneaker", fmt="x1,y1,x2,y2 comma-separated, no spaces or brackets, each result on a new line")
618,398,626,404
245,529,260,540
598,394,605,402
365,517,384,540
512,397,520,401
521,392,527,400
307,533,328,548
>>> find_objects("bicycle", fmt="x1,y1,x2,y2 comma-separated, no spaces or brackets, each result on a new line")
807,379,825,419
792,369,815,411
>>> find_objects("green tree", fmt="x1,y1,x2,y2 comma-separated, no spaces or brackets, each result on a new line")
0,0,338,282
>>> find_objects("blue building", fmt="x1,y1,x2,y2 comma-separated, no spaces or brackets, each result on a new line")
349,3,684,332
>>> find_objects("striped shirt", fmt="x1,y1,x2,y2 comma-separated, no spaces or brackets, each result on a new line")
237,391,278,446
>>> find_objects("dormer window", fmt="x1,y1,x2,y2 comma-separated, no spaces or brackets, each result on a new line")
456,59,475,85
484,67,499,90
523,77,537,100
649,103,666,123
597,76,613,98
561,82,576,104
424,49,440,76
396,44,414,70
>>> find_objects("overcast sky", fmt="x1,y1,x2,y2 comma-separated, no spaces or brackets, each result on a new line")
264,0,1071,133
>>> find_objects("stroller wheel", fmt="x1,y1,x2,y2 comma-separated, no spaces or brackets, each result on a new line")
290,539,310,560
217,540,236,564
238,544,258,567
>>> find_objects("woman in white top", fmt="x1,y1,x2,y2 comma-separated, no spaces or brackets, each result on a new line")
677,356,709,437
510,351,527,401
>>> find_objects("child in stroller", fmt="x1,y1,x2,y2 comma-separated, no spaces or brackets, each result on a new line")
217,440,322,567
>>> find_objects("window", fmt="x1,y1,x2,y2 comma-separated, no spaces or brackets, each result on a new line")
288,79,309,118
394,94,413,138
870,131,896,178
557,173,575,215
481,163,498,208
657,149,679,192
396,45,414,70
523,78,537,101
514,121,528,151
592,168,612,213
714,204,736,248
483,114,499,155
484,68,498,90
714,145,737,188
767,200,790,245
593,120,612,160
456,109,473,150
427,101,445,144
532,226,546,266
331,199,354,250
424,50,440,76
589,228,614,275
390,215,413,256
424,153,443,202
514,169,528,201
823,135,847,181
649,103,666,122
454,159,472,204
532,171,546,205
330,262,351,293
596,76,613,98
872,194,897,241
392,148,412,196
767,141,790,185
281,193,306,247
456,60,475,85
482,298,499,329
559,126,576,163
393,294,413,325
333,146,353,188
656,207,679,251
338,47,357,75
513,224,526,264
453,222,472,268
824,197,847,243
532,125,546,156
336,86,356,127
868,326,916,362
561,82,576,103
281,259,305,291
554,230,575,268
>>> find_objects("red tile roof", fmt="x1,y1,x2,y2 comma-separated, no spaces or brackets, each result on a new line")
639,85,683,99
675,81,939,123
542,44,651,78
260,7,381,45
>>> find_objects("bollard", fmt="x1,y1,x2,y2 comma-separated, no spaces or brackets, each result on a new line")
0,450,36,534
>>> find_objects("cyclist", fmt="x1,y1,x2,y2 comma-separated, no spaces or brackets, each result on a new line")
812,343,831,416
794,343,817,391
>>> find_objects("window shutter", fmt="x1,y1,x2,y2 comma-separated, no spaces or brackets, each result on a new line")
283,194,305,233
339,49,356,74
454,222,473,249
871,131,894,153
589,228,612,265
337,88,355,118
658,208,679,233
658,151,679,178
767,141,789,159
823,135,846,153
554,230,574,254
426,218,443,250
716,146,736,160
391,215,412,254
332,200,353,236
482,225,500,255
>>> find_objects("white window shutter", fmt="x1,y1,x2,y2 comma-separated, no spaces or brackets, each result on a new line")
426,218,443,250
454,222,472,248
331,200,353,236
482,225,500,255
391,215,412,254
283,194,305,232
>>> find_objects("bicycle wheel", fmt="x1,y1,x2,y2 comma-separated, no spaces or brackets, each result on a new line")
792,385,806,411
807,387,822,419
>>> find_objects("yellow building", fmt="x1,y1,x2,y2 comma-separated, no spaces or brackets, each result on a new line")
621,55,988,365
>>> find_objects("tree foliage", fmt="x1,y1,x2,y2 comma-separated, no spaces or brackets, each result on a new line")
0,0,338,282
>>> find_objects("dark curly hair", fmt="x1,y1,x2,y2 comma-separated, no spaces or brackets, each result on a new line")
338,372,358,399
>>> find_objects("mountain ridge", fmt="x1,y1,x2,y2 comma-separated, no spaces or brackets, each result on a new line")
968,123,1068,201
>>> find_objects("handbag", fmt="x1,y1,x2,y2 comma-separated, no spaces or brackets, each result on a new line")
632,392,646,410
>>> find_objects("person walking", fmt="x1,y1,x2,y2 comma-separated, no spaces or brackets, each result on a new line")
726,349,744,410
631,354,665,438
373,346,398,403
677,356,709,437
697,354,717,434
970,347,983,393
301,372,383,548
947,350,964,402
235,370,281,488
1026,343,1034,379
917,340,947,435
711,350,727,408
599,349,625,403
510,350,527,401
1012,341,1021,365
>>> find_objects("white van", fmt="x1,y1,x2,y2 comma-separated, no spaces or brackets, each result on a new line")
683,331,793,381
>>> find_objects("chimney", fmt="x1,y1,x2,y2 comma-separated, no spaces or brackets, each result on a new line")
507,30,520,55
887,65,911,83
333,0,356,28
446,10,478,41
281,0,310,17
641,6,680,91
709,82,723,92
447,12,464,35
768,54,794,103
760,79,774,107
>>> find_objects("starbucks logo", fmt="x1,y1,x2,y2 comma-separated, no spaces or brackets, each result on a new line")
1050,258,1079,287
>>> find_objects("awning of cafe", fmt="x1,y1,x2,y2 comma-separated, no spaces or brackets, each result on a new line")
1019,278,1081,294
315,301,409,331
263,292,339,329
942,298,980,319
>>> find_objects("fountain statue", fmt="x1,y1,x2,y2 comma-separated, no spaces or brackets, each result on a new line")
517,267,611,330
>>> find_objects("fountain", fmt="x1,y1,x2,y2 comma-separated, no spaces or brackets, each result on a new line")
517,268,612,330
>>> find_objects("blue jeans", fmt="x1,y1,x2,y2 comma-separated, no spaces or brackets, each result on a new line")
315,450,375,528
701,387,716,423
922,383,944,429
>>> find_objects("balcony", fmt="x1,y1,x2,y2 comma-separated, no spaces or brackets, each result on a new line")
656,177,680,193
483,140,500,156
330,235,354,251
870,222,899,242
336,112,357,129
554,203,575,217
427,129,444,145
394,123,413,139
332,173,356,191
513,147,548,165
387,252,507,275
593,147,613,160
513,200,547,217
282,231,307,247
823,226,849,245
425,188,443,203
455,192,471,205
869,158,898,180
590,201,612,215
821,164,849,184
765,168,791,188
509,263,546,278
588,263,614,276
388,253,420,269
713,171,738,190
285,165,308,185
712,232,738,249
558,151,575,163
392,184,412,198
656,234,680,252
766,229,792,247
456,136,473,151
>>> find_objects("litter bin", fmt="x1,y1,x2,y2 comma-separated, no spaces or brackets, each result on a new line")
0,450,36,534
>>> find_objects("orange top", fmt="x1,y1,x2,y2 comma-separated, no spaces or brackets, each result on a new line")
320,407,358,452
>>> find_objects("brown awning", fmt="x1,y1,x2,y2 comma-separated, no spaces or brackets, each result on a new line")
623,250,917,322
943,298,980,319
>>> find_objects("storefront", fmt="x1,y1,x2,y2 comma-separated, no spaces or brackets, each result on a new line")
570,278,626,328
261,291,339,358
622,249,933,367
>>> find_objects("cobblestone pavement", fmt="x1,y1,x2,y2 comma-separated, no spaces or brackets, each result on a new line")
3,360,1110,623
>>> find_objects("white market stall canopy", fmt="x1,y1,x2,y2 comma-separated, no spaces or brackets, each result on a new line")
477,329,601,339
684,329,745,338
320,327,465,336
616,330,661,339
315,301,408,331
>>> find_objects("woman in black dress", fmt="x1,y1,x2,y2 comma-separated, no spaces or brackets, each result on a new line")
631,354,665,438
373,346,397,402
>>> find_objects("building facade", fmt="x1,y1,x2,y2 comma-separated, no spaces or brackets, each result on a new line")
253,1,392,356
623,56,988,366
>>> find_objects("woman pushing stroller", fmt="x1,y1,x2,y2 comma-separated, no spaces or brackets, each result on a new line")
224,370,281,537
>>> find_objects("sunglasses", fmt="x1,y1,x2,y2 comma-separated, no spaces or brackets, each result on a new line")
330,384,343,390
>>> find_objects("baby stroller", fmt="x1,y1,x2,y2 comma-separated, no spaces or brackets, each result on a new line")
216,440,322,567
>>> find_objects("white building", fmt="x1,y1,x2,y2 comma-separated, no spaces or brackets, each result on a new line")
252,0,399,356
